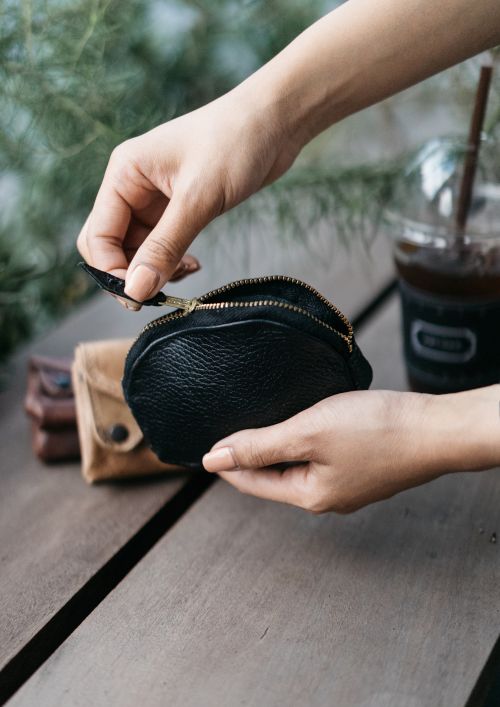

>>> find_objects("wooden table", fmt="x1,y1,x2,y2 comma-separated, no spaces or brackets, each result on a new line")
1,236,499,707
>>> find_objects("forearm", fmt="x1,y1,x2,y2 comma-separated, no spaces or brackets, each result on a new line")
236,0,500,148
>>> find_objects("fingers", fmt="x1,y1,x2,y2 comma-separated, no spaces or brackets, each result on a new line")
82,182,131,276
201,413,332,511
216,465,311,507
79,196,201,299
169,254,201,282
76,216,92,262
203,417,312,473
77,129,213,301
124,194,206,301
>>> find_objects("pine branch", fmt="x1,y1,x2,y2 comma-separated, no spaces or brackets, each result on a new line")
0,0,499,368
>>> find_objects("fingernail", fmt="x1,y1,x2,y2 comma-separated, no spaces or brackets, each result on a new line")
110,294,142,311
125,263,160,301
123,300,142,311
203,447,238,472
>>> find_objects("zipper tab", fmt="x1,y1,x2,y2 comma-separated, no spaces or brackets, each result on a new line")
160,295,198,313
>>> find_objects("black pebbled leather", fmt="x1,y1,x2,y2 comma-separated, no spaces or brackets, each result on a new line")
120,276,373,468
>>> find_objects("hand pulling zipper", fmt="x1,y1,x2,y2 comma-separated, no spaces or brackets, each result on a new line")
80,264,352,344
109,273,355,352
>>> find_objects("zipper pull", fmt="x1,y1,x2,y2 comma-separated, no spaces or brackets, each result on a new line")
79,262,197,311
160,295,198,313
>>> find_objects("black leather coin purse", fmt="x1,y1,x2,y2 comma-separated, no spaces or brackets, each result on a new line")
82,264,373,467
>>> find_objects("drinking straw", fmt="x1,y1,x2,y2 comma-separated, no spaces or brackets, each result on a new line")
455,63,493,235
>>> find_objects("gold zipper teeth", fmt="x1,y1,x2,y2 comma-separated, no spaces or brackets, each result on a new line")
198,275,352,337
196,300,351,348
140,309,187,334
136,276,353,351
138,299,351,351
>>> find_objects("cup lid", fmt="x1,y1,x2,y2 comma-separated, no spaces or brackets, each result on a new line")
386,137,500,243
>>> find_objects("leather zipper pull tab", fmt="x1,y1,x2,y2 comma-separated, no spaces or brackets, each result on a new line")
80,262,169,307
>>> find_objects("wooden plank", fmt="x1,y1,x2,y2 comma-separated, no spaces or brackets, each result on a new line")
11,296,500,707
0,234,393,690
0,259,228,681
0,296,190,677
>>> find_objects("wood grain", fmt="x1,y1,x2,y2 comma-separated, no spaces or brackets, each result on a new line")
0,235,394,680
1,80,468,702
11,297,500,707
0,295,190,675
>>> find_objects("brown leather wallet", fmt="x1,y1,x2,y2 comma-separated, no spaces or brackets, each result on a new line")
25,356,80,463
72,339,185,483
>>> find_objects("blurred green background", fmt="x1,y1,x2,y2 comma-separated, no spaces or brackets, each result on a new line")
1,0,499,365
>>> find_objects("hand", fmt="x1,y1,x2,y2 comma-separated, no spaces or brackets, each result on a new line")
77,0,500,304
77,89,301,302
202,387,500,514
77,0,500,305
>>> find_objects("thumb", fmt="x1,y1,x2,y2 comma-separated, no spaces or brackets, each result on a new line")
124,195,206,301
203,419,309,473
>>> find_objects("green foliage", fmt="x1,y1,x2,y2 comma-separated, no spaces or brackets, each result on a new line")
0,0,498,365
0,0,331,362
254,163,400,245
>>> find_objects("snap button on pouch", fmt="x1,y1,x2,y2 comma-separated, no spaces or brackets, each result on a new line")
109,424,129,442
53,372,71,389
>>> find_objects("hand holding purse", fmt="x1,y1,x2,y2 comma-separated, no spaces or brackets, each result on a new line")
82,264,373,468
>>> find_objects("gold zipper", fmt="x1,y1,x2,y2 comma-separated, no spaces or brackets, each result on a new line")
197,275,352,335
138,276,353,351
196,300,351,348
161,295,198,312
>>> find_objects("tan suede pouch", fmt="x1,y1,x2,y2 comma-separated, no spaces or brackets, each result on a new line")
72,339,183,483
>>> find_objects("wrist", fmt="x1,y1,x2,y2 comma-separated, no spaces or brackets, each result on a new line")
233,53,341,154
226,74,305,158
423,385,500,475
